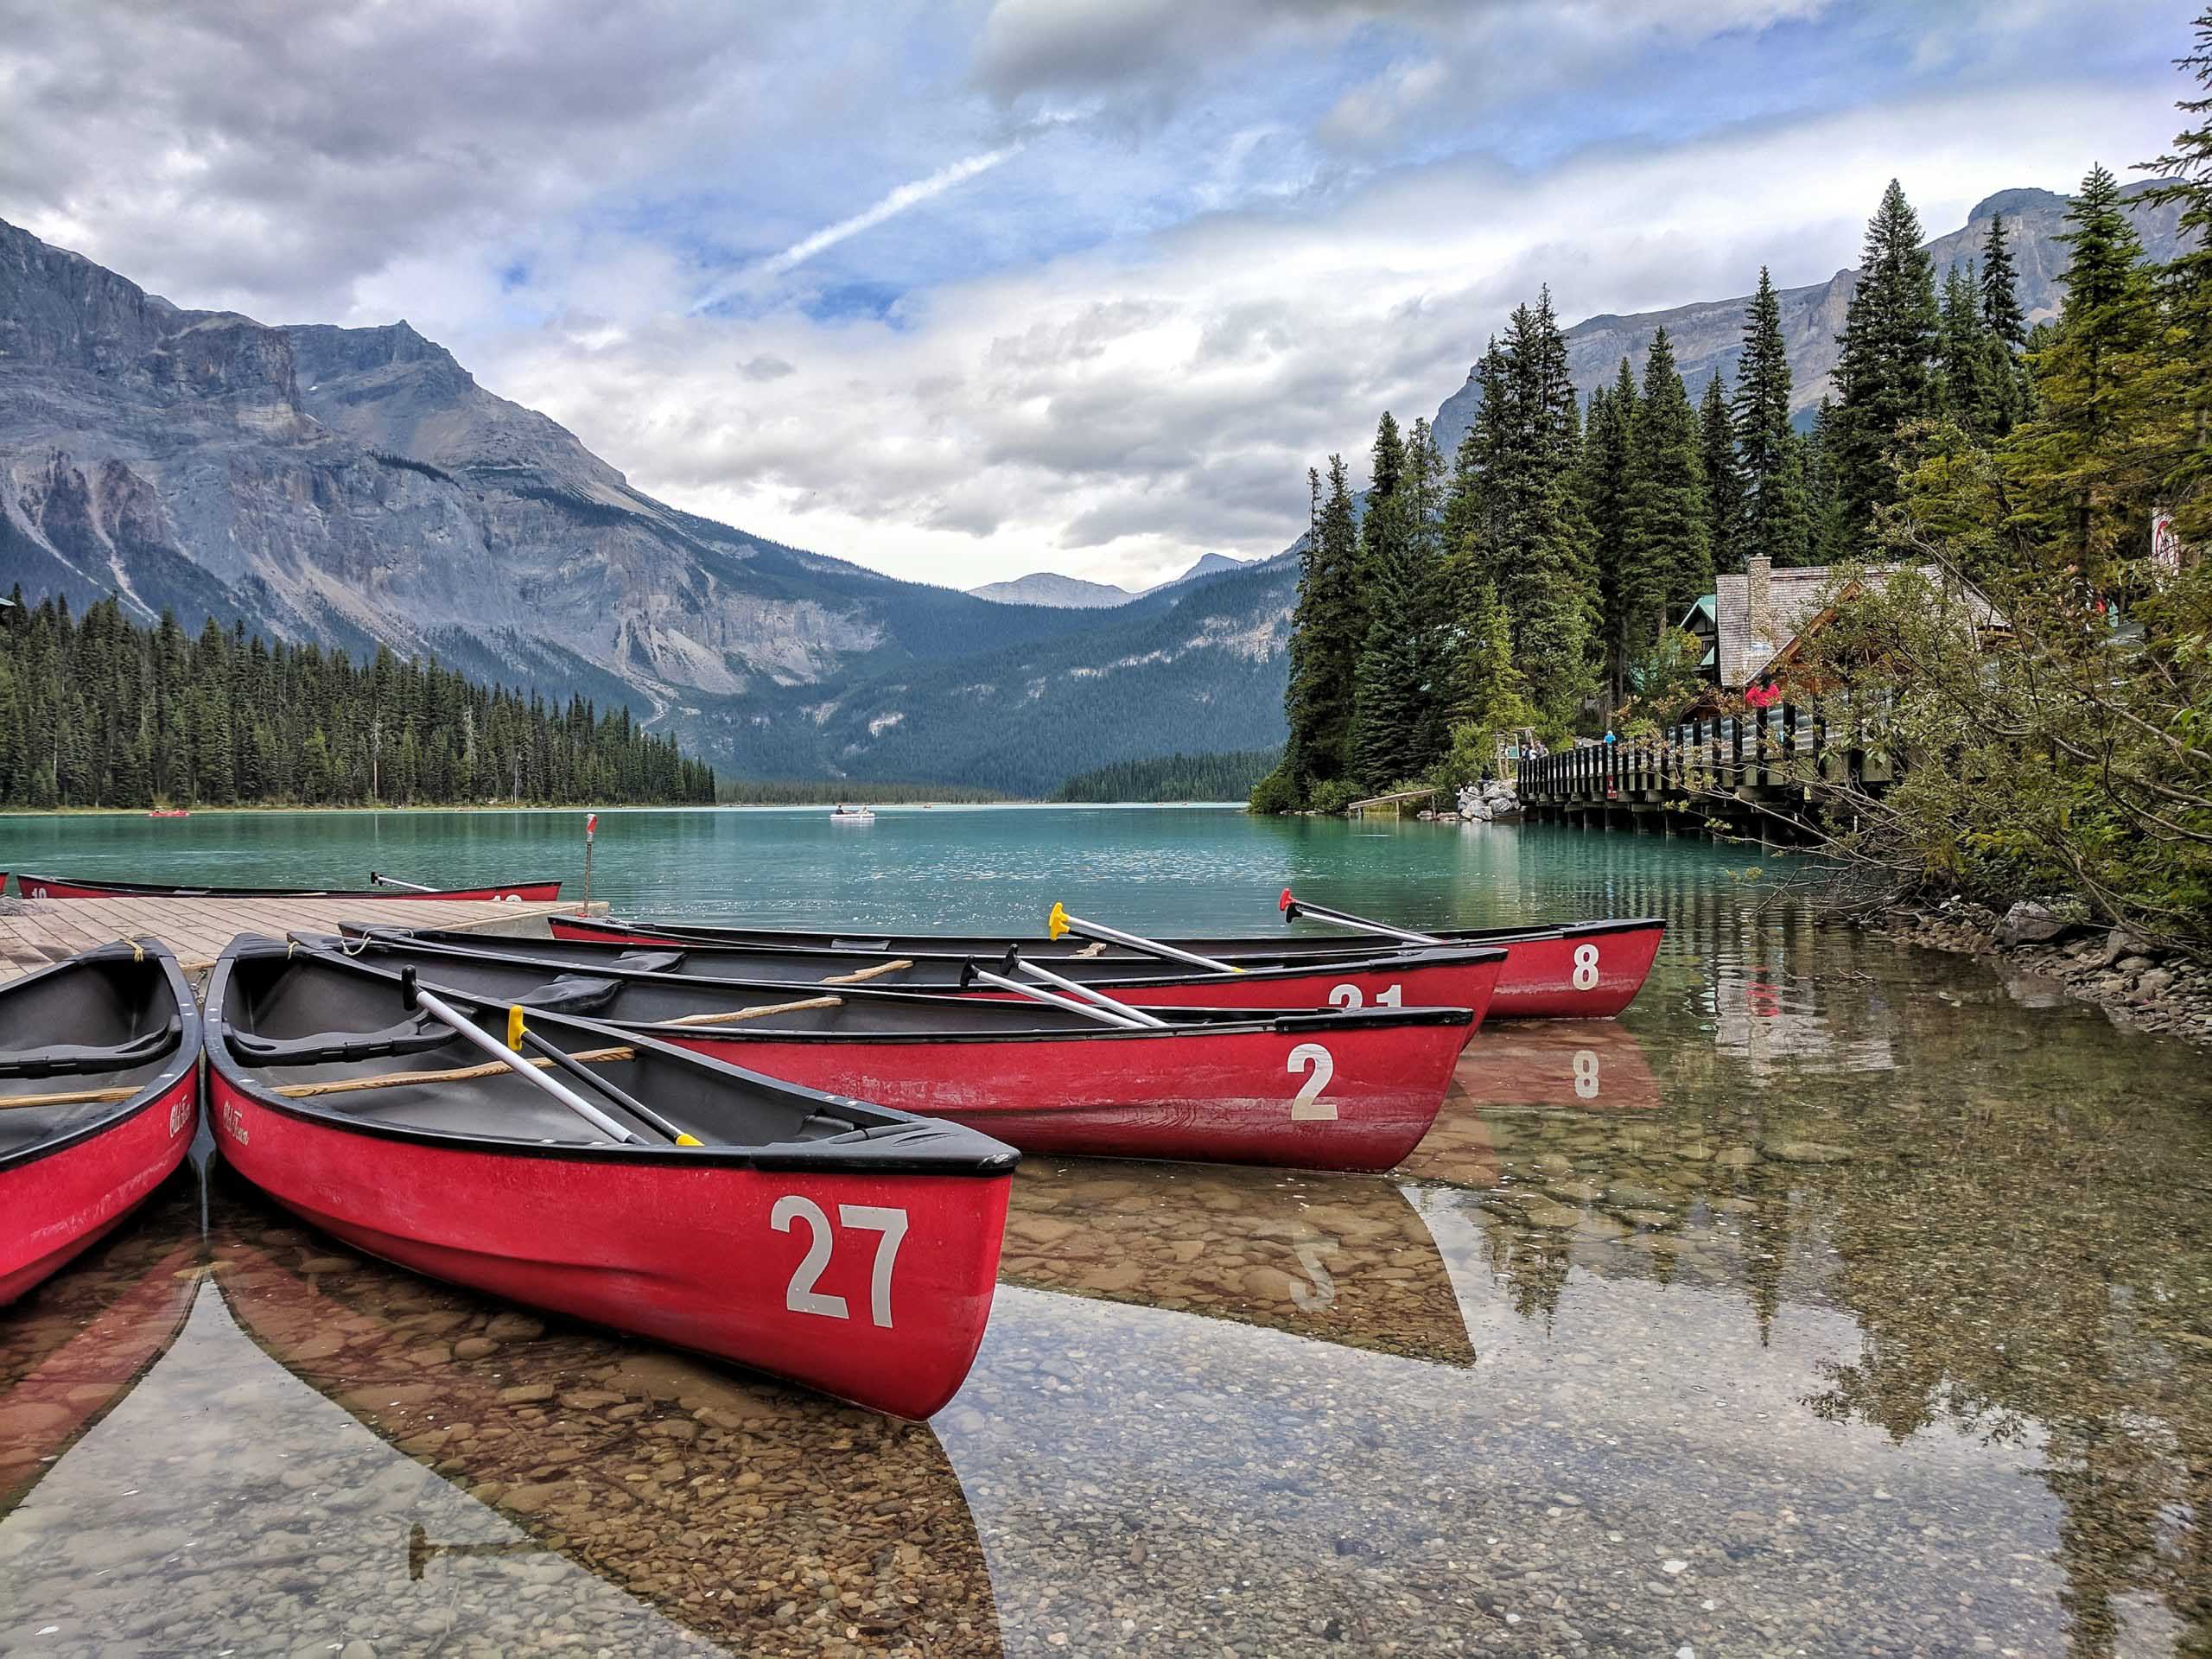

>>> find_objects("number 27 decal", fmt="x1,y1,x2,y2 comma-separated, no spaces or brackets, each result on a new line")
772,1197,909,1328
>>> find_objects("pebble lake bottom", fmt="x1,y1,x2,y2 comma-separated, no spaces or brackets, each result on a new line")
3,804,2209,1656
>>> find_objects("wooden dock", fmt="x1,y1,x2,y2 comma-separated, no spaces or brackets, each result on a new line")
0,897,599,982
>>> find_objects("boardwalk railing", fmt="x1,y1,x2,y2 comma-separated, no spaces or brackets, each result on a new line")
1516,695,1897,819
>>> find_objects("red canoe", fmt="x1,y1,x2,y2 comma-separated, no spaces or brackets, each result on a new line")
363,920,1507,1020
545,909,1654,1018
15,872,562,902
207,937,1020,1419
1,940,202,1306
291,932,1476,1172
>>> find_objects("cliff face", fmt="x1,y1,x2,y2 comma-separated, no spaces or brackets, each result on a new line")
1433,184,2188,454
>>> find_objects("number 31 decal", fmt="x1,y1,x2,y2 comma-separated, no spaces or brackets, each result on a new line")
772,1197,909,1328
1328,983,1402,1010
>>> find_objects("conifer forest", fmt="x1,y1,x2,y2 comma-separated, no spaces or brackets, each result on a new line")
0,594,716,809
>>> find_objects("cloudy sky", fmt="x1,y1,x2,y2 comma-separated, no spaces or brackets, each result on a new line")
0,1,2192,590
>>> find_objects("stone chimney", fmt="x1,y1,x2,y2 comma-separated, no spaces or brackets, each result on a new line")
1746,556,1775,651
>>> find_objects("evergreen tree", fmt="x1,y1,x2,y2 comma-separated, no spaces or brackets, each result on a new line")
1621,327,1711,658
2007,163,2158,575
1831,180,1942,552
1279,455,1364,793
1351,418,1449,782
1937,260,1993,436
1699,374,1745,568
1580,359,1639,700
1733,267,1810,566
2137,16,2212,544
1979,210,2031,437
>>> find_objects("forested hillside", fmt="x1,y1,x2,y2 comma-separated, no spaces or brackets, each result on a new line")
1052,748,1282,802
1262,9,2212,947
0,592,715,808
1257,168,2045,810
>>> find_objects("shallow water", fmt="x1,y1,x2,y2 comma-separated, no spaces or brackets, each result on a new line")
3,810,2210,1656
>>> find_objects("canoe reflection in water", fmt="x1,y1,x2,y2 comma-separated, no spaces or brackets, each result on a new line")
1402,1022,1662,1189
0,1180,200,1512
209,1181,1003,1657
1000,1158,1474,1369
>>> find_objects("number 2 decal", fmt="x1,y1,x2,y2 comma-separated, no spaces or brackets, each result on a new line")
772,1197,910,1327
1328,983,1402,1010
1571,942,1601,990
1288,1042,1338,1120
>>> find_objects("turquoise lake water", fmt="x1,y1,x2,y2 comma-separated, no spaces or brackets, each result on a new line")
3,807,2210,1656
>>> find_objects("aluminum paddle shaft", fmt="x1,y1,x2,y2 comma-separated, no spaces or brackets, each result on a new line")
369,872,436,893
1046,903,1240,974
960,957,1153,1029
1277,888,1443,946
401,970,647,1144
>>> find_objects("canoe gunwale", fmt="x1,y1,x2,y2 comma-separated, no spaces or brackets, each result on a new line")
0,940,202,1175
206,940,1019,1179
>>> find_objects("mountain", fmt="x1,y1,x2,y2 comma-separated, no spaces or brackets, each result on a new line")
0,217,1292,791
1433,183,2188,456
1144,552,1249,593
969,570,1135,607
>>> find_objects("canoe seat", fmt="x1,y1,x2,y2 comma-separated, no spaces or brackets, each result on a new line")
230,1014,457,1068
0,1016,181,1079
513,975,626,1016
608,951,685,975
796,1110,859,1140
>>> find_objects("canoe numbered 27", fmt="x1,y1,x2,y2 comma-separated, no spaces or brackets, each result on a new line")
206,940,1020,1418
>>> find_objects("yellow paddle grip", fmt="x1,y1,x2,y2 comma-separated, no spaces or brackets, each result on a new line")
506,1006,526,1048
1046,901,1070,941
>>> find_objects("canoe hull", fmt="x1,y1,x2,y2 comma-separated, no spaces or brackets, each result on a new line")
208,1072,1010,1419
16,875,562,901
0,1071,197,1306
1484,920,1664,1019
549,915,1653,1019
654,1018,1466,1173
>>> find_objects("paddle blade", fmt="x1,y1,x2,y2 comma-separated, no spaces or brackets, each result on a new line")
1046,901,1071,941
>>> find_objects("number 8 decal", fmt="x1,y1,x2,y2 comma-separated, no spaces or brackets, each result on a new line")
1572,941,1600,990
1288,1043,1338,1121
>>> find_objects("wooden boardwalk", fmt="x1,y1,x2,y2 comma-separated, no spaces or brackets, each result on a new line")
0,897,600,981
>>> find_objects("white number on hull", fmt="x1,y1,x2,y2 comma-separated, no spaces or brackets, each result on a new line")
1571,942,1601,990
1328,983,1402,1011
1288,1043,1338,1121
772,1198,912,1328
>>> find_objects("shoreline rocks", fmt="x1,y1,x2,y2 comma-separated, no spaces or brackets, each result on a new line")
1871,896,2212,1044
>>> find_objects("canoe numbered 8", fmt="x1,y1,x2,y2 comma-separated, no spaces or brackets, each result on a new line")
772,1197,910,1328
1326,982,1402,1010
1572,942,1600,990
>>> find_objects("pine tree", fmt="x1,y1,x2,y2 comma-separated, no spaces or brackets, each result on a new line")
1699,374,1744,568
1732,267,1809,567
1281,455,1364,791
1580,359,1639,699
2138,16,2212,543
1937,260,1993,436
1351,418,1449,782
1831,180,1942,552
1621,327,1710,659
2008,163,2158,575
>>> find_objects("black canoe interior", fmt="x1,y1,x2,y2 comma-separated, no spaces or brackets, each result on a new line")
218,947,926,1150
290,935,1371,1038
0,948,189,1166
346,924,1496,989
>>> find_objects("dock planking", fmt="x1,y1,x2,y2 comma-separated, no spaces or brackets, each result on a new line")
0,897,601,982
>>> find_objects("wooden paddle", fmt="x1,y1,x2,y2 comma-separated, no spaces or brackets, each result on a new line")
818,959,912,984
